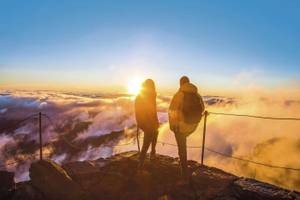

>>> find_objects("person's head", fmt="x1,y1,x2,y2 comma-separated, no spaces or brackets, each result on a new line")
180,76,190,86
142,79,156,93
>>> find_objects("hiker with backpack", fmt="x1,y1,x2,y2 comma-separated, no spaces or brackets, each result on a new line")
135,79,159,169
168,76,205,179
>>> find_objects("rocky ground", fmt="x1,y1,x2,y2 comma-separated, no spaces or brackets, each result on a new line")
1,151,299,200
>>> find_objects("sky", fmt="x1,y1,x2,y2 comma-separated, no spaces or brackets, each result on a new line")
0,0,299,94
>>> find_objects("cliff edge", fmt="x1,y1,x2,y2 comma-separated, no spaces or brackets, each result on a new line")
1,151,299,200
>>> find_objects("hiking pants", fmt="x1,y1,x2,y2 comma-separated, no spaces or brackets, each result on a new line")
139,129,158,167
174,132,188,177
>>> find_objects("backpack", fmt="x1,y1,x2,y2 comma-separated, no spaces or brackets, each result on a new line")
182,92,203,123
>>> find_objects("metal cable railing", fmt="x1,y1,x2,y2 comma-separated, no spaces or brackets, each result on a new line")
208,111,300,121
1,111,300,172
155,141,300,171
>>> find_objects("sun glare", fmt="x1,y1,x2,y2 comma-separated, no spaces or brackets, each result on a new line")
127,78,143,95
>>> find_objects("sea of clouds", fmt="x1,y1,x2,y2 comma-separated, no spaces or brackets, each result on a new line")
0,89,300,191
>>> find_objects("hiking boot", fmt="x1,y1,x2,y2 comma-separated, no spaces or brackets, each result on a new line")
150,152,156,161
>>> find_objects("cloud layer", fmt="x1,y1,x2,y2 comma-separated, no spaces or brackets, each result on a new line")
0,90,300,191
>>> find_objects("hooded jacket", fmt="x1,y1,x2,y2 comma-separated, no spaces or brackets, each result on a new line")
168,82,205,135
135,89,159,133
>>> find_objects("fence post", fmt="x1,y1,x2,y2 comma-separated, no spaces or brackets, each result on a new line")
136,127,140,152
39,112,43,160
201,111,208,165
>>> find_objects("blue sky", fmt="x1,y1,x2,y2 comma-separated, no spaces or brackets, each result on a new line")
0,0,299,92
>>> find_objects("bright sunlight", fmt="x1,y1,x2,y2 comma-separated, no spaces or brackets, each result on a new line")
127,78,143,95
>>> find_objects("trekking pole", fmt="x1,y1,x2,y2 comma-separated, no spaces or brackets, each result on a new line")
39,112,43,160
201,111,208,165
136,127,141,152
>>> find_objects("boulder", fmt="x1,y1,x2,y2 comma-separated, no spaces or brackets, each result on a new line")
29,160,87,200
0,170,15,199
233,178,298,200
12,181,44,200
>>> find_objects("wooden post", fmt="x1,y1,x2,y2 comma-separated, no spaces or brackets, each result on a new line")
201,111,208,165
136,127,140,152
39,112,43,160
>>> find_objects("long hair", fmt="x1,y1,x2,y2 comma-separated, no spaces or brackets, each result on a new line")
140,79,157,102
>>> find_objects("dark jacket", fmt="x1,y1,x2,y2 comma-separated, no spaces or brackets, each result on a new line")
135,90,159,133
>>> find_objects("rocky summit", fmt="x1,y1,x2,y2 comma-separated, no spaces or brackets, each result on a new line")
1,151,299,200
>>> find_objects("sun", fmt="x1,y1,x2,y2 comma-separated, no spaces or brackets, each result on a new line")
127,78,143,95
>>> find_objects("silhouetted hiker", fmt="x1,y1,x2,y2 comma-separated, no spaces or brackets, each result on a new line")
135,79,159,169
169,76,205,179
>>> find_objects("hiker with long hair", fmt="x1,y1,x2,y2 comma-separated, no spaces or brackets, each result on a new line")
135,79,159,168
169,76,205,179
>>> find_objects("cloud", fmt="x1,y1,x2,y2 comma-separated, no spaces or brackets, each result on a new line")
233,69,264,87
0,89,300,191
0,108,8,114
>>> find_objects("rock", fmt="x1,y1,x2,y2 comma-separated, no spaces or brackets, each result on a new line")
12,181,44,200
29,159,87,200
0,170,15,199
233,178,298,200
14,151,299,200
62,161,102,190
62,151,239,200
158,194,171,200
